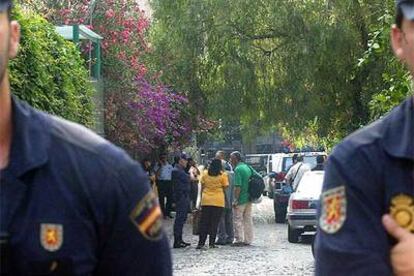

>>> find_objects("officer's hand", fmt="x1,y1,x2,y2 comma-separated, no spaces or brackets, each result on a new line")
382,214,414,276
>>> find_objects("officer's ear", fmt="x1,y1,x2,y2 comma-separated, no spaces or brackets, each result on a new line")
8,20,20,59
391,24,405,61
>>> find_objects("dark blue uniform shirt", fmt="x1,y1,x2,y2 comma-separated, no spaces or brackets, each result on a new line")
315,97,414,275
0,98,172,275
171,166,190,199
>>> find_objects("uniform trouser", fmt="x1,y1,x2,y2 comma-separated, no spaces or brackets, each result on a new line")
173,195,190,241
198,206,224,246
233,202,253,244
217,208,234,243
157,180,173,217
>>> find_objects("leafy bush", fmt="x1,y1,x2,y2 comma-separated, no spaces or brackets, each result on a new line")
22,0,195,155
9,7,94,127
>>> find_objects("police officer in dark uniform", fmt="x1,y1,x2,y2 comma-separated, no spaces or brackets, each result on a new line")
0,2,172,274
171,153,191,248
315,1,414,275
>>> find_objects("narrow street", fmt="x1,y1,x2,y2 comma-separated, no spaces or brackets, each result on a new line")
164,198,315,276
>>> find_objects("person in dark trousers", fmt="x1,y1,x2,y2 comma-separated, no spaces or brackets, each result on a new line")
311,155,325,171
197,159,229,249
155,154,174,219
172,153,191,248
0,2,172,274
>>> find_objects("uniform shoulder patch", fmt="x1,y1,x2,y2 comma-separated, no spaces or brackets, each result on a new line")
319,186,346,234
40,224,63,252
390,194,414,233
130,191,163,241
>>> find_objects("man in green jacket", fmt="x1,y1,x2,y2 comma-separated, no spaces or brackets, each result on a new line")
230,151,253,246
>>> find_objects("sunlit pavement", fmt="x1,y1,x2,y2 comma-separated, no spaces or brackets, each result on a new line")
164,197,314,276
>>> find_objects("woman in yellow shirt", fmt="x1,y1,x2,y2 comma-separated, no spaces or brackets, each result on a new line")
197,159,229,249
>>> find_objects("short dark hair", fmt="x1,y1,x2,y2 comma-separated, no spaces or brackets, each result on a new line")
208,159,223,176
316,155,325,164
396,5,404,29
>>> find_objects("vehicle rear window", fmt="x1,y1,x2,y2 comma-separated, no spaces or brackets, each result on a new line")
296,172,324,198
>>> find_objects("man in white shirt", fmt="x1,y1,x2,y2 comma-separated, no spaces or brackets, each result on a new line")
285,154,310,190
155,154,174,219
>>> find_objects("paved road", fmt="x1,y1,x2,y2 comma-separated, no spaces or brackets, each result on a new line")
164,197,315,276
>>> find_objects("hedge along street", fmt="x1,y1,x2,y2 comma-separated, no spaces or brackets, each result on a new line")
9,7,94,127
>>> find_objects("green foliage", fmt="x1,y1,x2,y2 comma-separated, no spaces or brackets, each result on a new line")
9,7,94,127
357,8,412,120
148,0,413,149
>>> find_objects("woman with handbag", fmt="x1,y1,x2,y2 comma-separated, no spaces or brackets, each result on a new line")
196,159,229,249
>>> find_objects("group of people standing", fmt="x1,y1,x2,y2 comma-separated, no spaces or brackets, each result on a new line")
141,150,256,250
195,150,255,249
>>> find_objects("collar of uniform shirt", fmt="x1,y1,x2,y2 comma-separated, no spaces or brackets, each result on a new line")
7,97,49,178
382,96,414,161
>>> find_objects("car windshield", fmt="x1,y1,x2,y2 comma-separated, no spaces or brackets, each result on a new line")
296,172,325,198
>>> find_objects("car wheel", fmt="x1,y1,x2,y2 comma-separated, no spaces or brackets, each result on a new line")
288,224,301,243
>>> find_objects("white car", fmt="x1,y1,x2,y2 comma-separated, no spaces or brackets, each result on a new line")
287,170,324,243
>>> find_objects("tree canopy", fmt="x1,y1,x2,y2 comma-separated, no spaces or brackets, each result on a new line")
148,0,412,149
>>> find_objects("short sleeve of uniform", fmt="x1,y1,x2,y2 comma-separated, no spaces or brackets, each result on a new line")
315,144,391,275
221,172,229,188
93,154,172,275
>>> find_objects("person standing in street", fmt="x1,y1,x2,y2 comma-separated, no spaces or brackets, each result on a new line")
230,151,254,246
141,157,157,195
187,158,200,210
216,151,235,245
216,150,233,171
315,1,414,274
0,2,172,274
285,154,310,190
155,154,174,219
196,159,229,249
172,153,191,248
311,155,325,171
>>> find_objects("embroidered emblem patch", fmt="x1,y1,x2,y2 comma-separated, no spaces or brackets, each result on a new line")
320,186,346,234
390,194,414,233
130,192,163,241
40,224,63,252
